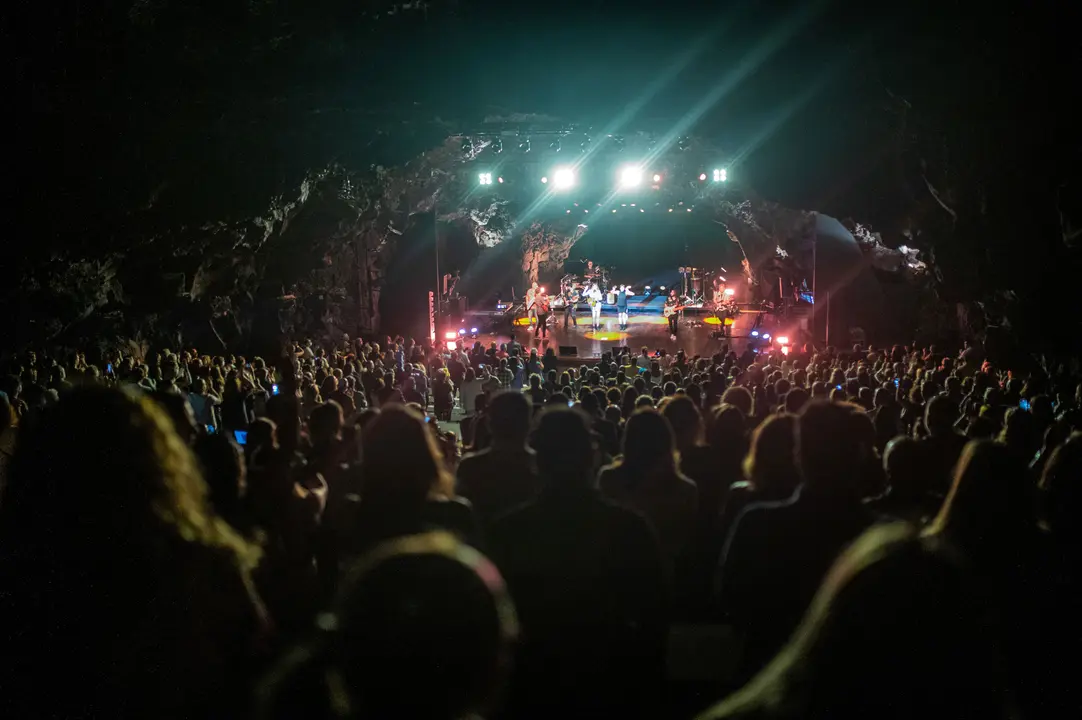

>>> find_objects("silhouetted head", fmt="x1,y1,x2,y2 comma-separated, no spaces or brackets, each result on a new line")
619,408,677,475
797,401,867,495
361,405,453,506
530,408,597,486
744,413,799,497
488,391,533,447
662,394,704,451
323,533,518,720
927,440,1034,558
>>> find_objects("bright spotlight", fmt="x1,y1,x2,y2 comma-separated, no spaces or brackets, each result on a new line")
724,288,735,296
777,336,789,345
699,173,707,181
659,286,666,291
447,340,457,351
781,345,790,355
470,327,478,333
619,165,643,187
539,287,545,294
552,167,575,189
444,331,457,340
713,168,728,182
540,176,548,184
763,333,771,340
459,328,466,335
751,330,759,337
497,177,504,183
478,172,493,185
652,173,661,183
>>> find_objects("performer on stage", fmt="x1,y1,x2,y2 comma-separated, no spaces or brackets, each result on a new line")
663,289,680,338
535,290,551,339
712,275,728,306
586,282,603,328
525,281,539,324
616,284,630,330
563,284,580,328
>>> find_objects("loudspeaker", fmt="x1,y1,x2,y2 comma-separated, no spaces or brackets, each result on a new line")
559,345,578,357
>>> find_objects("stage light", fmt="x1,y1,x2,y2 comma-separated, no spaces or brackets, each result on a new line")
619,165,643,187
751,330,759,337
763,333,771,340
724,288,735,296
478,172,493,185
540,176,548,184
567,209,571,213
781,346,790,355
713,168,728,182
552,167,575,189
640,208,645,212
471,327,478,334
444,331,458,340
447,340,457,351
645,286,651,291
699,172,707,181
777,336,789,345
660,286,666,290
459,328,466,335
491,138,503,153
652,173,661,183
497,177,504,183
668,208,673,212
539,287,545,293
687,208,692,212
899,244,910,253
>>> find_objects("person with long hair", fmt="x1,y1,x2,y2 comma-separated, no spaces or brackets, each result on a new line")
923,440,1053,718
698,524,1011,720
343,405,480,559
0,385,266,719
599,408,698,567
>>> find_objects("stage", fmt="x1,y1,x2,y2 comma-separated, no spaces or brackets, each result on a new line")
457,305,778,363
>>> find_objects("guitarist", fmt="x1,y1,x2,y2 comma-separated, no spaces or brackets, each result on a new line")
663,289,681,338
563,284,581,328
525,281,539,325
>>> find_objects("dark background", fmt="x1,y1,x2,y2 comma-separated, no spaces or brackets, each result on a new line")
6,0,1081,349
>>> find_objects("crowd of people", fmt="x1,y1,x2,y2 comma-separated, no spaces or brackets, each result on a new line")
0,334,1079,718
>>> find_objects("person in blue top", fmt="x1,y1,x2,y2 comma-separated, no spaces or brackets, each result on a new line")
616,285,631,330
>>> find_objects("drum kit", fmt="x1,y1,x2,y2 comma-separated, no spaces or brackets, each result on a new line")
560,261,613,297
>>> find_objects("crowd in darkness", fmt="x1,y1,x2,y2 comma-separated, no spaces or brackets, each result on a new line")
0,334,1079,719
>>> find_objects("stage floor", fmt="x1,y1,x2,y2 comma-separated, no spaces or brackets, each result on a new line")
461,308,776,361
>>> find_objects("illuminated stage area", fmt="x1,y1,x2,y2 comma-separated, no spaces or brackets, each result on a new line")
465,307,781,362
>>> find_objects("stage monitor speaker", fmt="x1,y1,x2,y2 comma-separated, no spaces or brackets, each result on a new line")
559,345,578,357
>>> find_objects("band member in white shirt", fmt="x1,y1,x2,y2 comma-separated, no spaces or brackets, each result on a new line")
586,282,603,328
525,281,539,324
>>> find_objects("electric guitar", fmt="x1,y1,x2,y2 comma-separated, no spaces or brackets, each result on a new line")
663,303,691,317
